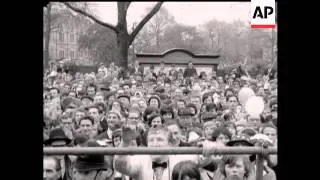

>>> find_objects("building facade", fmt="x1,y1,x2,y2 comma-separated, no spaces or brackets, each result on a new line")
48,8,95,66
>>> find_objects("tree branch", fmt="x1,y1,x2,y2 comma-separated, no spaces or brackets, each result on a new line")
128,2,163,45
62,2,118,33
125,2,131,11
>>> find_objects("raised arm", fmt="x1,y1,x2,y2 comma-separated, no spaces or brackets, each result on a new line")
114,124,143,178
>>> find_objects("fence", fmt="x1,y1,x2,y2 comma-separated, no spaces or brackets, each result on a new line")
44,146,277,180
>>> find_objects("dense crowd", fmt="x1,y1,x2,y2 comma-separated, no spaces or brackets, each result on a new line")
43,60,277,180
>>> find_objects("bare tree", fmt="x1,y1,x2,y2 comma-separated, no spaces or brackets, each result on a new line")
63,2,163,69
144,7,175,49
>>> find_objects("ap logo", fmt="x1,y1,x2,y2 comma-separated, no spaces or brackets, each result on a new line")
251,0,276,28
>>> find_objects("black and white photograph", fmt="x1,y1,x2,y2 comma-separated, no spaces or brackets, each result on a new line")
43,2,277,180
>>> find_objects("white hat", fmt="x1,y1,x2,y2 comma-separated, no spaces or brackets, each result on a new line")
250,134,273,144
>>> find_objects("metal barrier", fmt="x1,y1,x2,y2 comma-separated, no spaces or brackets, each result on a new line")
44,146,277,180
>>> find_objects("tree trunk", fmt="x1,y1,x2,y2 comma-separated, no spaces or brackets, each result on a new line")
117,31,129,69
117,2,129,69
44,3,52,70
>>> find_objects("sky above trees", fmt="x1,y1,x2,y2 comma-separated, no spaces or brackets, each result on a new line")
90,2,251,27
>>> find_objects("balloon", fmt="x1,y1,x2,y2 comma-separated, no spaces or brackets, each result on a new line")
238,87,255,105
245,96,265,117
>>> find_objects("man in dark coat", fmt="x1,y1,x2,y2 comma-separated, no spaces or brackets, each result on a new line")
183,61,198,78
44,128,73,180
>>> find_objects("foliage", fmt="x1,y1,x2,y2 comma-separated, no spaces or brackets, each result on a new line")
77,23,120,65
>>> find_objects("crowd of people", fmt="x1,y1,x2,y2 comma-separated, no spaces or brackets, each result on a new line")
43,60,277,180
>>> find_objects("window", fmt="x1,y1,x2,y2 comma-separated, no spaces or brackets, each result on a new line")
70,51,75,58
59,50,64,58
70,34,74,42
59,32,64,42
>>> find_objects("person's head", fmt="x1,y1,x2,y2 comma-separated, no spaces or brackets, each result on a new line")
225,122,237,137
68,91,77,98
122,83,131,94
176,99,186,109
109,99,123,113
93,93,105,104
63,83,71,92
261,124,277,144
59,114,73,131
86,84,97,96
166,120,182,146
188,61,193,68
200,104,207,114
148,95,161,109
143,107,160,123
106,111,122,131
74,109,87,124
257,87,265,96
225,89,234,98
138,99,148,112
203,121,217,140
205,103,217,113
87,106,101,122
127,108,142,126
147,125,173,161
203,93,213,104
190,95,201,109
117,95,130,108
81,96,93,107
172,161,201,180
247,115,261,128
212,127,232,145
227,95,238,110
175,88,183,97
233,80,241,89
220,155,251,180
79,116,94,136
160,105,175,121
73,140,114,180
178,108,194,129
186,103,198,117
217,76,224,84
43,156,62,180
147,114,164,128
50,87,60,99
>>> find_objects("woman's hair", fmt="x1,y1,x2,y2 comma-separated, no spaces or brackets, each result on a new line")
143,107,160,123
202,92,213,103
160,105,175,119
148,95,161,108
205,103,217,112
172,160,201,180
224,88,234,97
212,127,232,141
186,103,198,115
147,114,164,127
220,155,252,178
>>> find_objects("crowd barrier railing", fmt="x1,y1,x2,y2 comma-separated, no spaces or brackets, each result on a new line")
43,146,277,180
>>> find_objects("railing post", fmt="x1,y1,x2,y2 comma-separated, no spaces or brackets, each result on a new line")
256,152,264,180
